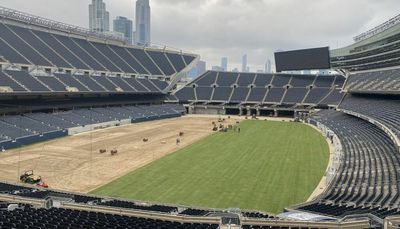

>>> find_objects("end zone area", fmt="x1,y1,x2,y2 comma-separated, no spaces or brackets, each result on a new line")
0,116,232,192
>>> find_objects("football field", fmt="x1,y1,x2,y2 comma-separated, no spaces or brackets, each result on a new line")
92,120,329,214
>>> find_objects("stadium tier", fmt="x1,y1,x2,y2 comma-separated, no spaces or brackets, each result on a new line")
0,70,169,94
330,14,400,72
0,104,184,150
0,202,219,229
0,22,197,76
175,71,344,107
339,94,400,148
344,68,400,93
299,110,400,218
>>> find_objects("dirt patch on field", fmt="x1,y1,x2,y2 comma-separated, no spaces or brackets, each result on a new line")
0,116,241,193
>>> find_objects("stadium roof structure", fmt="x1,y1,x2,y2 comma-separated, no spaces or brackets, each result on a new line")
354,14,400,42
331,15,400,58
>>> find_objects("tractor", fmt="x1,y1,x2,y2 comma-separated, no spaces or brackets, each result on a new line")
20,170,48,188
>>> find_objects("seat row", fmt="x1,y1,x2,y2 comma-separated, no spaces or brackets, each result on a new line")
0,202,219,229
175,71,344,106
0,70,168,93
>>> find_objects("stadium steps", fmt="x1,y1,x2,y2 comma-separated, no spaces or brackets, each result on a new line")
0,36,32,65
49,33,92,70
31,75,54,92
163,52,178,73
300,88,312,104
70,38,109,72
124,47,151,75
2,71,29,91
107,45,138,73
132,78,151,91
141,49,166,76
278,86,289,104
5,24,56,68
87,42,123,73
0,23,52,67
28,29,74,69
316,88,335,105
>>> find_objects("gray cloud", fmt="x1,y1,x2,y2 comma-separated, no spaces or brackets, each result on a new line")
1,0,399,71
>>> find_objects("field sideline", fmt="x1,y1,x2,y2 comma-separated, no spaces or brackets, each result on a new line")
92,120,329,214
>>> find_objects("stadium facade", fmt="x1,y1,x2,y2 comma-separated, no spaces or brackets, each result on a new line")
330,14,400,72
0,5,399,229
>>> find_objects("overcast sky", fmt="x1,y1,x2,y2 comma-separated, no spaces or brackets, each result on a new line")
1,0,400,71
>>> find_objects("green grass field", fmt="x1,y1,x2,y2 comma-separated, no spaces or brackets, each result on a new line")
92,120,329,214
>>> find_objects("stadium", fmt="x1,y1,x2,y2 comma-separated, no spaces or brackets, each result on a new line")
0,3,399,229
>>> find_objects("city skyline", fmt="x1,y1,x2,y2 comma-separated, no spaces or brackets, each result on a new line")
2,0,399,71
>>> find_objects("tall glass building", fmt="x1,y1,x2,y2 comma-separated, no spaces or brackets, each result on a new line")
135,0,151,46
113,16,133,44
89,0,109,32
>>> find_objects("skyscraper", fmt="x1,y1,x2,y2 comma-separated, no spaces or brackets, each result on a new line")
89,0,109,32
264,58,272,73
135,0,151,46
113,16,133,44
221,57,228,72
242,54,247,72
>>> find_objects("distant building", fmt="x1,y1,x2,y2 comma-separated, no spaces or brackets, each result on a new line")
89,0,110,32
221,57,228,72
135,0,151,46
256,70,264,73
302,70,312,75
187,60,206,79
232,68,239,72
242,54,247,72
246,66,250,73
113,16,133,44
264,58,272,73
197,60,206,75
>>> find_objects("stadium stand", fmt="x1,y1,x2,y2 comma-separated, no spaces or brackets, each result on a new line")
0,202,219,229
175,71,345,107
339,94,400,146
0,69,172,94
0,21,197,77
299,110,400,219
0,104,184,150
344,68,400,93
